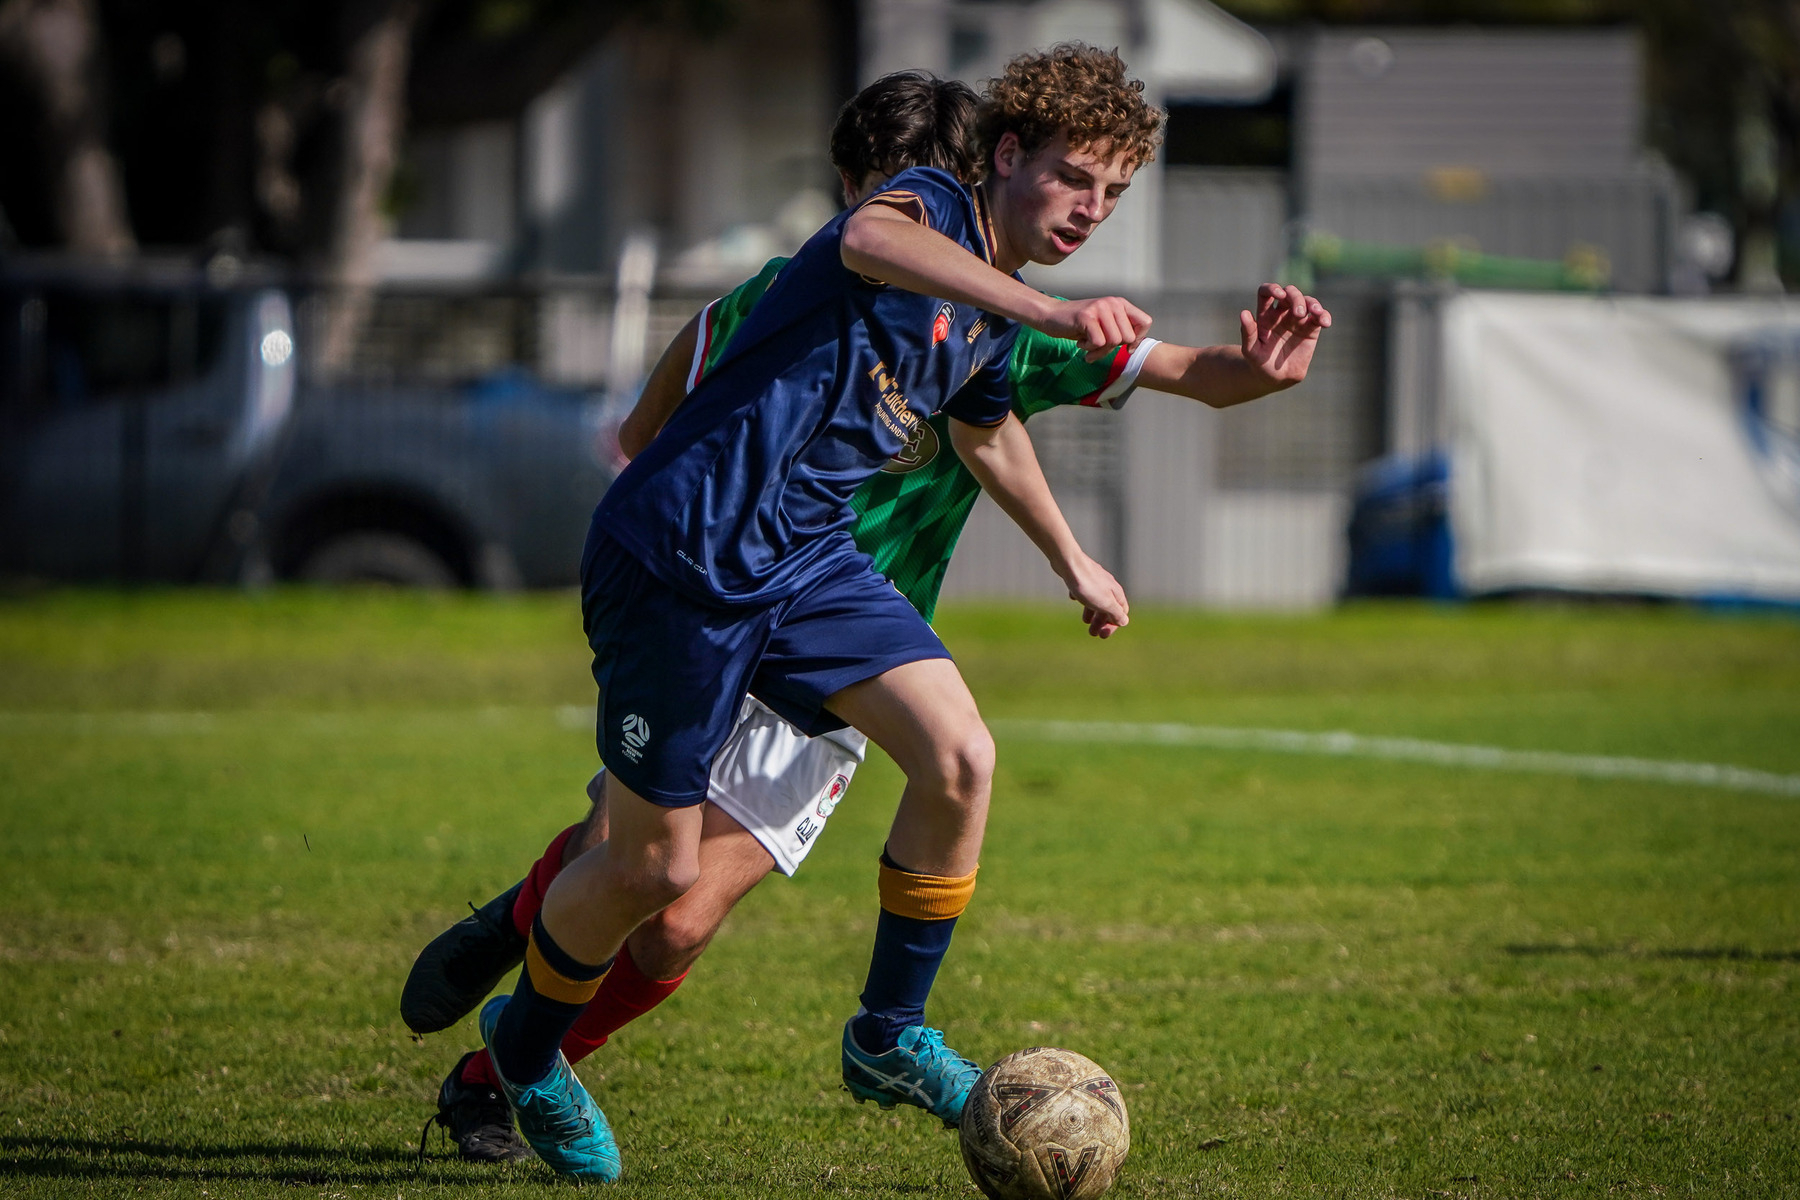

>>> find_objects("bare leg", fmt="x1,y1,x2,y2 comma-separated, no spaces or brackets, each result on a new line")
555,780,775,980
629,803,776,978
537,775,704,967
824,657,994,875
827,658,992,1092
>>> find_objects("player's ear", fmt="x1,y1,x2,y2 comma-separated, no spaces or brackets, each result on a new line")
839,169,861,208
991,132,1023,180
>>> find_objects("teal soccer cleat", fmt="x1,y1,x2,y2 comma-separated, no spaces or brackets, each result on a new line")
478,996,622,1183
841,1015,982,1128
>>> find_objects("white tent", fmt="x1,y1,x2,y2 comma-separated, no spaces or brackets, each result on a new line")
1445,292,1800,601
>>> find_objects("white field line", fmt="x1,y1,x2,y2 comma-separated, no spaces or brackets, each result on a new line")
989,719,1800,799
4,709,1795,799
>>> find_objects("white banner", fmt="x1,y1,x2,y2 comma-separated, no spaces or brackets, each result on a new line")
1445,292,1800,601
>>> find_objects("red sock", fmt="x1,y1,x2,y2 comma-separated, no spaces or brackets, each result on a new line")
560,942,688,1065
511,824,582,938
460,1048,504,1090
458,944,687,1084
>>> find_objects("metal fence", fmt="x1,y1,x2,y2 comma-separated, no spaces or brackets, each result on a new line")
938,286,1386,609
286,279,1391,608
4,271,1389,604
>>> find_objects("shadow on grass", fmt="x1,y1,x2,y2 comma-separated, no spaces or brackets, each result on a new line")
1504,944,1800,963
0,1136,945,1194
0,1135,483,1186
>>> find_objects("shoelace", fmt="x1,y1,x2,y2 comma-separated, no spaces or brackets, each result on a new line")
523,1073,601,1146
909,1028,981,1088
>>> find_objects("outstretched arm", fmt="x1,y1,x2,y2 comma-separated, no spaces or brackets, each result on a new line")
1138,283,1332,409
947,414,1129,639
617,312,702,460
842,204,1152,354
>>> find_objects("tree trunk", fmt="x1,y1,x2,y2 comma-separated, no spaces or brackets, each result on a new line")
0,0,135,255
316,0,423,374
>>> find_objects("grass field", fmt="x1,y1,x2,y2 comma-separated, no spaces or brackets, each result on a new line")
1,590,1797,1199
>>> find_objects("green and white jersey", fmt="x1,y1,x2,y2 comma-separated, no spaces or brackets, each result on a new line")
685,256,1159,623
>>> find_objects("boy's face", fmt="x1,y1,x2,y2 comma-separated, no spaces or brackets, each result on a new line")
988,130,1136,268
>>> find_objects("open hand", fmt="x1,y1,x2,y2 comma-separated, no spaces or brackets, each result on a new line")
1061,552,1130,639
1239,283,1331,388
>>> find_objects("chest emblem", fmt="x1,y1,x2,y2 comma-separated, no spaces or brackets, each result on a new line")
932,302,955,346
881,421,941,474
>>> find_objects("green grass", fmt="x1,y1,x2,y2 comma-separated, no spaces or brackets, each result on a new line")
1,589,1796,1198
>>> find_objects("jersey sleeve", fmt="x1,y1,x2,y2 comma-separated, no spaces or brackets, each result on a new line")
860,167,993,261
1007,324,1163,417
688,256,790,392
939,333,1018,428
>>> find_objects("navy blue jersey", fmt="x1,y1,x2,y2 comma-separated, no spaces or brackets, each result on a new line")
596,167,1021,606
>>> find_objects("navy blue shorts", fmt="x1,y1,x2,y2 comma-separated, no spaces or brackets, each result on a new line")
580,531,950,806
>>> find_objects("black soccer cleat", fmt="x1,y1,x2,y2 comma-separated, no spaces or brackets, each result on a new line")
419,1051,536,1163
401,879,528,1035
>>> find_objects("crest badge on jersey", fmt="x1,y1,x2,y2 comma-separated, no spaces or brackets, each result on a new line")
880,421,940,474
932,302,955,345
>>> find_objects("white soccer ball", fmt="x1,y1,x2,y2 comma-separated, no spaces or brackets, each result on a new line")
958,1047,1131,1200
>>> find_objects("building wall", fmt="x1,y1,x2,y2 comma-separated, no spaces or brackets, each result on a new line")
1294,28,1674,292
1298,29,1643,183
521,0,836,279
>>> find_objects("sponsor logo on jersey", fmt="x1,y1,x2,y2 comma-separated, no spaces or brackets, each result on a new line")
619,714,651,763
816,772,850,818
867,360,921,442
932,302,955,345
880,421,940,474
962,350,992,389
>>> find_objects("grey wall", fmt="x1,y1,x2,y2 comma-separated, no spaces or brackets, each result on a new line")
1298,29,1642,182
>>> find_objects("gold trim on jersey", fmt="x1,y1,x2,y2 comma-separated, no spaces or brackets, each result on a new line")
972,185,999,266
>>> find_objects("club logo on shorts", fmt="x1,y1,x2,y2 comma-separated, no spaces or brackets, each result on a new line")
816,772,851,819
619,714,651,763
880,421,939,474
932,302,954,345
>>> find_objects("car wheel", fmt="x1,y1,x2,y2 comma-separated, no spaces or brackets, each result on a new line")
297,532,459,588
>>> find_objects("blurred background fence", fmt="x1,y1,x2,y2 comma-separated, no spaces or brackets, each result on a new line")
307,277,1400,609
7,0,1800,607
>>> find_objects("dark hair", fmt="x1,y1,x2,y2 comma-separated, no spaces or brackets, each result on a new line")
829,70,983,188
978,44,1164,170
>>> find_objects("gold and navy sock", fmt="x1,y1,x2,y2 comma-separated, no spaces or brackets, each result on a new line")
851,849,977,1054
490,913,612,1086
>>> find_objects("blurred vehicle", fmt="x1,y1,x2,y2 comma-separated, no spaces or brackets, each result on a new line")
0,263,616,588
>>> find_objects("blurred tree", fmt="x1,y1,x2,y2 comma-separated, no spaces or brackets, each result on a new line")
315,0,428,371
0,0,738,265
0,0,135,254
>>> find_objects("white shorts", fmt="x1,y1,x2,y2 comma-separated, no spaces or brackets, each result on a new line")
588,697,866,876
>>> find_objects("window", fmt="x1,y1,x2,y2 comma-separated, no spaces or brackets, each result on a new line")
7,289,229,412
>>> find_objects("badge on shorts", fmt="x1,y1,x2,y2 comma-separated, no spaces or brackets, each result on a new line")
932,302,954,345
620,714,651,763
816,772,851,818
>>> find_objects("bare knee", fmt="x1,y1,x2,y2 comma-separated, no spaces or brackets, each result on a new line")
640,858,700,911
605,845,699,917
632,903,718,978
916,723,994,807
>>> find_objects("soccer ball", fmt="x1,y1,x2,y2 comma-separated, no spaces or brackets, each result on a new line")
958,1047,1130,1200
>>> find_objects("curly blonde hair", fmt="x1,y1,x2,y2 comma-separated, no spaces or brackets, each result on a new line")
977,44,1164,172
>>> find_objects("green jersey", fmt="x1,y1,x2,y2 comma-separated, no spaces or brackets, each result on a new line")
685,257,1158,622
